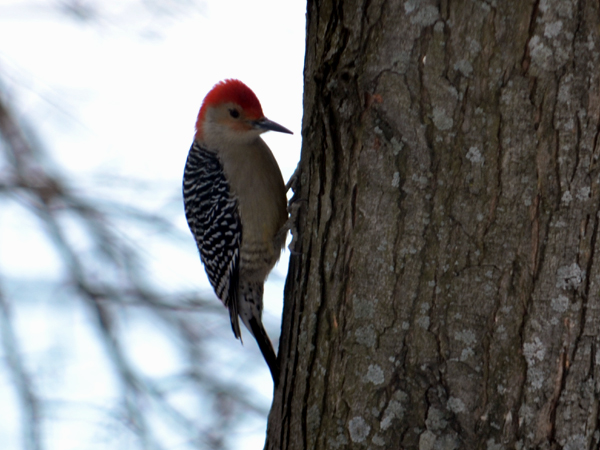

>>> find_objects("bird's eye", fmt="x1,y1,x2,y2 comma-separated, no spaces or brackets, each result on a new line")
229,109,240,119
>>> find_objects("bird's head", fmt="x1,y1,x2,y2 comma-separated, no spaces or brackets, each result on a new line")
195,79,292,147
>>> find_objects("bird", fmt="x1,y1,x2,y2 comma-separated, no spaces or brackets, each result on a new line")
182,79,292,385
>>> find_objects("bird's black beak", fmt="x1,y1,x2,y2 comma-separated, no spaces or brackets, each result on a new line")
253,118,293,134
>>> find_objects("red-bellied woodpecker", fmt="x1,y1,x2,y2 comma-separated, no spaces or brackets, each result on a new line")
183,79,291,385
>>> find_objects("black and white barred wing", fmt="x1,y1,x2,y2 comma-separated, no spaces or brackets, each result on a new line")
183,143,243,338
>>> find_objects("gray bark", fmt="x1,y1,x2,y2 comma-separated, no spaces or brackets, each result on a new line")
267,0,600,449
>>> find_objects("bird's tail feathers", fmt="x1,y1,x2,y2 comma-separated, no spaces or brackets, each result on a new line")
239,280,279,385
249,316,279,385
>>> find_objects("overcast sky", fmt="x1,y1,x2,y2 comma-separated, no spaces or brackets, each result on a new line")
0,1,305,449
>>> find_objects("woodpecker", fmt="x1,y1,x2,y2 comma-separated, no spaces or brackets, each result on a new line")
183,79,291,385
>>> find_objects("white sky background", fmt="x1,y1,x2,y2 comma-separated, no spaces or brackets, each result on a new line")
0,1,305,449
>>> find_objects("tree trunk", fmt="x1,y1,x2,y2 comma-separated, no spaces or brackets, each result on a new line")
267,0,600,448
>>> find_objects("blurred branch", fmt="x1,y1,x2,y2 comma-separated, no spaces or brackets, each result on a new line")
0,69,265,450
0,285,42,450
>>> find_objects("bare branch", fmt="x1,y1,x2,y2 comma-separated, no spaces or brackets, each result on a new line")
0,285,43,450
0,65,266,450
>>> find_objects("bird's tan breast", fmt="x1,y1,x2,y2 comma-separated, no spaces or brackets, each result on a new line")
219,138,287,276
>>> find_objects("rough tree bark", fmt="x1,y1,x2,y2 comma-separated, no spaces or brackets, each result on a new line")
267,0,600,449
